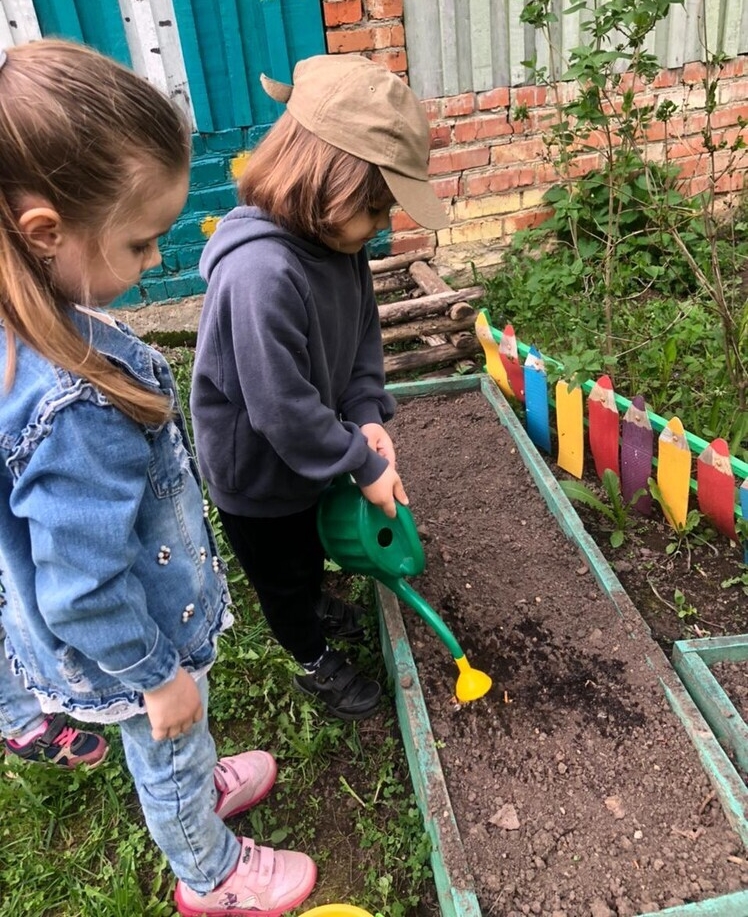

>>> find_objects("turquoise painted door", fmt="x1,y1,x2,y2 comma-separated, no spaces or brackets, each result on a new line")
33,0,131,65
172,0,326,133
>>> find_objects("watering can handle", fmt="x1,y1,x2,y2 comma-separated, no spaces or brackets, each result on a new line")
382,576,464,661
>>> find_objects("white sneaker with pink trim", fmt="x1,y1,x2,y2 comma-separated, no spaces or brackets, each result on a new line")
215,751,278,820
174,837,317,917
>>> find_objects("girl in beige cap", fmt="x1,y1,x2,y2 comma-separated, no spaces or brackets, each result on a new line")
191,54,448,722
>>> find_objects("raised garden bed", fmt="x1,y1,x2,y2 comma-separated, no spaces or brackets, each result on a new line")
377,375,748,917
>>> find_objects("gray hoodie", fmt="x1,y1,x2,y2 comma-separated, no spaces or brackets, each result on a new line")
191,206,395,517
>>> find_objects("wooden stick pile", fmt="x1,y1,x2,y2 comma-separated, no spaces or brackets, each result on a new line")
371,249,483,377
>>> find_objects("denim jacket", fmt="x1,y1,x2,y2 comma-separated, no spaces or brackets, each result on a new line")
0,308,232,722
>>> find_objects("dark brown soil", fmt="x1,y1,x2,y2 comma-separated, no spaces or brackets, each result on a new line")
386,388,748,917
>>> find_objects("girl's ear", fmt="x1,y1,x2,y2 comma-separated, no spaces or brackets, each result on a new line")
16,200,65,259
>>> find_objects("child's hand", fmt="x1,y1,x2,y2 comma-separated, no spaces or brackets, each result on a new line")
143,667,203,741
360,464,409,519
360,423,396,466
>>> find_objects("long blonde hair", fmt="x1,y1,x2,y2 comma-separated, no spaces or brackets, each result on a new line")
0,39,191,425
238,112,391,242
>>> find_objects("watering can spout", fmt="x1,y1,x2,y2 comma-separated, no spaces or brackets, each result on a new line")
318,476,492,704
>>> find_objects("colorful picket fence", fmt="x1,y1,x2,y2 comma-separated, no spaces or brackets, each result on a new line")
475,310,748,561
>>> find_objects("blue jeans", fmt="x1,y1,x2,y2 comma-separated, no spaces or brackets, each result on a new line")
118,678,241,894
0,650,46,738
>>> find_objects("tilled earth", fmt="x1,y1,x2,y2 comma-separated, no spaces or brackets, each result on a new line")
387,387,748,917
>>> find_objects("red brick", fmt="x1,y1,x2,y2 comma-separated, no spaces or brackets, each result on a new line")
720,57,748,79
391,208,419,232
323,0,363,27
327,27,376,53
674,154,702,179
391,232,435,254
491,138,545,165
683,61,707,84
423,98,442,122
567,153,603,178
715,169,747,193
652,68,679,89
366,0,403,18
430,175,460,199
430,124,452,149
453,115,512,143
443,93,476,117
370,49,407,72
428,146,490,175
477,87,510,111
464,166,535,195
669,139,704,159
709,104,748,129
503,207,553,235
513,85,547,107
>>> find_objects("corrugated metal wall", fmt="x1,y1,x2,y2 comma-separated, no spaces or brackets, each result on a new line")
404,0,748,98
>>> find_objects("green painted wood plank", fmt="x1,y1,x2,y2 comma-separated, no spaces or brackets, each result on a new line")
638,890,748,916
673,649,748,773
171,0,214,132
675,635,748,665
280,0,325,63
386,375,482,399
75,0,130,65
217,0,253,125
377,585,483,917
33,0,83,41
663,677,748,849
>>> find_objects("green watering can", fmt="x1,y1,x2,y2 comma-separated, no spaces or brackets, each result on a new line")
317,476,492,703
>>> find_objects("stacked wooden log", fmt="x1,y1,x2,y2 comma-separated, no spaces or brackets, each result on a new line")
370,249,484,377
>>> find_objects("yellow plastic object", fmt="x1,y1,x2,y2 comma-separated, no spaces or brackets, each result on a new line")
657,416,691,529
555,380,584,479
475,310,511,397
299,907,374,917
455,655,493,703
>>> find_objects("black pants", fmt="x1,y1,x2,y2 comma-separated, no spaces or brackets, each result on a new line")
218,505,327,665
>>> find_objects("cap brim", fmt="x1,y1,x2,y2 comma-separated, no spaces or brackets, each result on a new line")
260,73,293,104
380,167,450,230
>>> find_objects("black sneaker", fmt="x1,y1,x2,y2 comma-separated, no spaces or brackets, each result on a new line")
313,593,366,643
294,649,381,721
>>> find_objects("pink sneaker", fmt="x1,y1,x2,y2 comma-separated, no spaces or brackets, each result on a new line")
174,837,317,916
214,751,277,820
4,714,108,770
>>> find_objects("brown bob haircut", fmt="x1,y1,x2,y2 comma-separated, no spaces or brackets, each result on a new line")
237,112,394,241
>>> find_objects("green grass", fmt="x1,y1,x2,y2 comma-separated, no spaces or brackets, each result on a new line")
0,347,433,917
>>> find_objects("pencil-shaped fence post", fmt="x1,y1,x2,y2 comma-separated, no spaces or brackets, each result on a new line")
499,324,525,403
697,439,738,542
588,375,620,480
741,478,748,563
555,380,584,479
475,311,512,398
657,417,691,529
621,395,653,515
524,346,551,454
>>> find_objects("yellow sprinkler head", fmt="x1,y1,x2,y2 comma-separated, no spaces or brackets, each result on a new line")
454,655,492,703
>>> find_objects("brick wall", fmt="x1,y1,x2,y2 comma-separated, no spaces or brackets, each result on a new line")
323,0,748,281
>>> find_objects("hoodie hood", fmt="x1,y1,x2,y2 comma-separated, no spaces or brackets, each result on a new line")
200,206,328,281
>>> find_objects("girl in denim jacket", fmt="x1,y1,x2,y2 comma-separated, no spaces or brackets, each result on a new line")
0,39,315,917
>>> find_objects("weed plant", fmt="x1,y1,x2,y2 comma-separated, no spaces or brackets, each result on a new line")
0,348,432,917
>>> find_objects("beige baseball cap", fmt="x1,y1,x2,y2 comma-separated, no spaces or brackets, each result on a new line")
260,54,449,230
